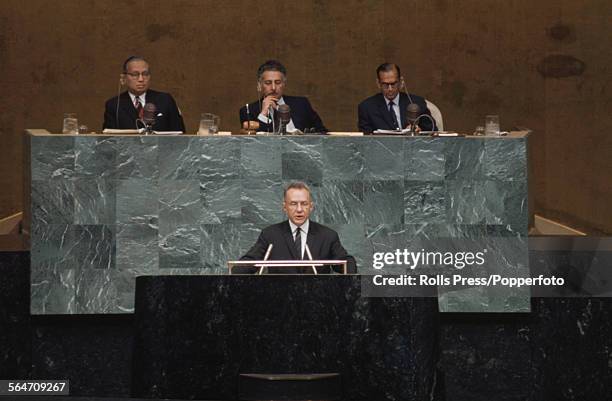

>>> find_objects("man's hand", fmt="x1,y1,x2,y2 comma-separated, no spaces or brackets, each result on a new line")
261,95,279,117
406,123,421,133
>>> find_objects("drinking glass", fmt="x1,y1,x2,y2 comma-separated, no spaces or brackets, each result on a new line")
484,115,500,136
198,113,220,135
62,113,78,135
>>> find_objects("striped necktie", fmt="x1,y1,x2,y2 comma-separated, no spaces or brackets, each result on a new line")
294,228,302,260
134,97,144,120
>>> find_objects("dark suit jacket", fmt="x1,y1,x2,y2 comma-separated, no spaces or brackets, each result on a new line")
239,95,328,133
358,92,436,133
103,89,186,132
238,220,356,274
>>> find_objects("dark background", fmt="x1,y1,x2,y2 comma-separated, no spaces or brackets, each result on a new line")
0,0,611,234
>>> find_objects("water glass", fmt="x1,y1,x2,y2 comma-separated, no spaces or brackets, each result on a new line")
62,113,78,135
198,113,220,135
484,115,500,136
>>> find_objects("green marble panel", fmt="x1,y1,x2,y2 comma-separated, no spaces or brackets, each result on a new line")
30,134,530,314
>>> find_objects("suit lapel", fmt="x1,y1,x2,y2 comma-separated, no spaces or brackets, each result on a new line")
377,94,395,130
119,91,138,121
305,222,319,260
282,221,299,259
283,96,301,129
145,89,158,106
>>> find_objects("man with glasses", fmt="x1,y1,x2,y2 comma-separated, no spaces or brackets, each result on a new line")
239,60,327,133
238,182,356,274
358,63,435,134
103,56,186,132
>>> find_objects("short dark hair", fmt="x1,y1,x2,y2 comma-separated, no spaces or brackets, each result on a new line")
257,59,287,80
122,56,148,73
376,63,401,79
283,181,312,200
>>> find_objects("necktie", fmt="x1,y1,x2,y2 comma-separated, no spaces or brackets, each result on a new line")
388,101,399,129
294,228,302,260
134,97,144,120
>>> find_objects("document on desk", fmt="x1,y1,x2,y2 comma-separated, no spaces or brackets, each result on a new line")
102,129,143,134
101,129,183,135
373,129,411,135
153,131,183,135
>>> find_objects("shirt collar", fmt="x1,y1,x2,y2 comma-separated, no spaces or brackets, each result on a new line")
386,93,400,106
128,92,146,104
289,219,309,236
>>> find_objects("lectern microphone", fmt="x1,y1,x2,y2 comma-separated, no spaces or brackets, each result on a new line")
258,244,274,275
277,104,291,135
304,243,318,275
406,103,421,135
143,103,157,126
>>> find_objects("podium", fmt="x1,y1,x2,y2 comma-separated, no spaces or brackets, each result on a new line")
132,275,438,400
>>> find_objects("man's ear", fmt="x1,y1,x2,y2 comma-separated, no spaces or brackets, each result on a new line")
120,74,126,86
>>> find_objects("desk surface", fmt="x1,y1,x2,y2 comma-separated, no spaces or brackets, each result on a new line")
27,128,530,139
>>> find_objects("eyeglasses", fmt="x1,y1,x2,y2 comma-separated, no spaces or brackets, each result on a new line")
379,81,400,89
286,201,311,209
125,71,151,79
262,80,285,86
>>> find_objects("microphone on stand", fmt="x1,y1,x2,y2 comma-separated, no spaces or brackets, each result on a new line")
142,103,157,134
277,104,291,135
304,243,318,275
406,103,421,136
258,244,274,275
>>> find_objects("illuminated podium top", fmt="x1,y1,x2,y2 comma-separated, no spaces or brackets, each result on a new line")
228,260,349,275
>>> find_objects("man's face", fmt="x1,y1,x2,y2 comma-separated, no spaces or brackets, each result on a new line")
378,69,401,101
283,188,313,227
259,70,285,98
124,60,151,96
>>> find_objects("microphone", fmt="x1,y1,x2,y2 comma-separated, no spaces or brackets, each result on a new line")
143,102,157,134
277,104,290,135
258,244,274,275
406,103,421,135
304,243,318,275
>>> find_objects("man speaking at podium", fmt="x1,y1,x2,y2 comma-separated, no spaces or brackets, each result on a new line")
103,56,186,132
358,63,435,133
239,60,327,133
239,182,356,274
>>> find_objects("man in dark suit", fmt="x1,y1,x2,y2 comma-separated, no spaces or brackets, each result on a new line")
358,63,436,133
239,182,356,274
103,56,186,132
239,60,327,133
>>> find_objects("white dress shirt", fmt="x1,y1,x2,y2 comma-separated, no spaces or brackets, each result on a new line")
288,219,309,259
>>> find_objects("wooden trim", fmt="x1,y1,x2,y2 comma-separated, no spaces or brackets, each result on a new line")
0,212,22,235
532,214,587,236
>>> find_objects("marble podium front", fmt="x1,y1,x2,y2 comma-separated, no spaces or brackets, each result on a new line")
26,130,530,314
